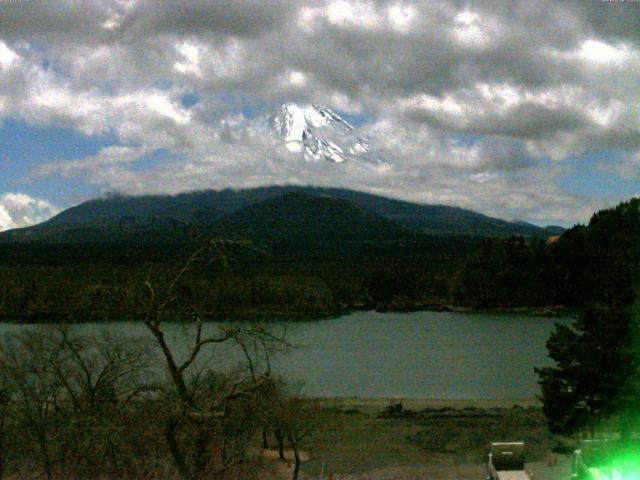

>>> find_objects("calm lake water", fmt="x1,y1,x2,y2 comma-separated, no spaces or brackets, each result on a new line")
0,311,569,399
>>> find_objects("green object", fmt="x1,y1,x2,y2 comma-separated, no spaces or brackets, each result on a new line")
574,440,640,480
588,464,640,480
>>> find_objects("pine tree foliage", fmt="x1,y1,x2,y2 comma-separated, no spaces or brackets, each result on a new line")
536,198,640,437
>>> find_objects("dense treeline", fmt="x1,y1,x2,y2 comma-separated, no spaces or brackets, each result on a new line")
0,234,477,322
0,197,638,321
450,237,557,309
453,198,640,311
552,198,640,306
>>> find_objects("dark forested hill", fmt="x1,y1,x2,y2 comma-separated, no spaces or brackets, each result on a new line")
452,197,640,310
213,192,413,242
0,186,562,242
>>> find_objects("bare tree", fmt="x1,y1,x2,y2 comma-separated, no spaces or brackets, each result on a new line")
139,241,289,480
0,330,64,480
50,327,154,477
279,397,320,480
0,327,154,479
232,317,292,454
45,327,153,413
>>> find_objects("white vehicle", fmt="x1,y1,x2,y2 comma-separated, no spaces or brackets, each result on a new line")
487,442,530,480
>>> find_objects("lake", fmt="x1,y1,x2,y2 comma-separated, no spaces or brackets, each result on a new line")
0,311,568,399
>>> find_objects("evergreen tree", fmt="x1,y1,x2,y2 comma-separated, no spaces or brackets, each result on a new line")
536,198,640,437
536,302,638,437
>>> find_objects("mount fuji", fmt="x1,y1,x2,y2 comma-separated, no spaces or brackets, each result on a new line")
244,103,382,164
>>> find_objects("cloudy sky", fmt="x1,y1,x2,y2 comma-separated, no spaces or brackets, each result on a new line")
1,0,639,231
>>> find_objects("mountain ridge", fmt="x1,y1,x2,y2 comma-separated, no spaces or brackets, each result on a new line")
0,186,564,242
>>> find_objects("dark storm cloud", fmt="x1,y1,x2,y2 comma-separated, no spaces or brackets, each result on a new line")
0,1,105,39
574,0,640,41
406,101,589,140
118,0,298,39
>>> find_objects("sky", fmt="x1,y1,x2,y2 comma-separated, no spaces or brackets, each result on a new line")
1,0,640,231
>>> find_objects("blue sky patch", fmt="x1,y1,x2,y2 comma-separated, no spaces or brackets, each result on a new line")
559,150,638,199
180,92,200,108
0,119,119,205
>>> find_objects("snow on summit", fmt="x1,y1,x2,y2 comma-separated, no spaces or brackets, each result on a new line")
270,103,376,163
266,103,379,164
215,103,382,165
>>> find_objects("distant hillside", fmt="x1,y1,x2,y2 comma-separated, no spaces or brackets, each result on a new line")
0,186,563,242
214,192,411,242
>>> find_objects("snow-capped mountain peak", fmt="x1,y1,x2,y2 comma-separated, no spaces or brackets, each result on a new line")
218,103,381,164
270,103,376,164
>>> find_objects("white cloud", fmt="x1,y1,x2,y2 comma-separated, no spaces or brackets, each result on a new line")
0,193,59,232
453,10,502,48
0,0,638,226
33,146,150,179
288,71,307,87
0,41,18,68
174,41,202,77
578,39,632,66
300,0,418,33
326,1,381,29
387,4,416,32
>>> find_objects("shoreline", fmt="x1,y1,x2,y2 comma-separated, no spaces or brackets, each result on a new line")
315,397,541,413
0,305,573,324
